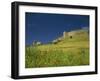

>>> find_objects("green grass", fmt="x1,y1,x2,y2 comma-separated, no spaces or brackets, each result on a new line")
25,42,89,68
25,30,89,68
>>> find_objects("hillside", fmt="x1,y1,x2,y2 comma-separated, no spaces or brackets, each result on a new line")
34,29,89,51
25,29,89,68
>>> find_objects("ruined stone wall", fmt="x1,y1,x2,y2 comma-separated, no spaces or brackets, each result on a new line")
63,31,68,38
63,31,75,38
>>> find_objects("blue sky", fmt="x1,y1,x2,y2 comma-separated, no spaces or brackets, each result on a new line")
25,12,89,45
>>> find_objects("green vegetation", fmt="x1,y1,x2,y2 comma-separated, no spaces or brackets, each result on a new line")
25,29,89,68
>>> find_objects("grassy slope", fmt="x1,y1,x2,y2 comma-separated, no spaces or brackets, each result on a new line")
25,30,89,68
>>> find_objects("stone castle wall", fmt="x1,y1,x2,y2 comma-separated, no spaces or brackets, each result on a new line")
63,31,76,38
63,29,88,38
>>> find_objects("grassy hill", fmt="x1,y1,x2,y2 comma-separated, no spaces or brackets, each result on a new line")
25,29,89,68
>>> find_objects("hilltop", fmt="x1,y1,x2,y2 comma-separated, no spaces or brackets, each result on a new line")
32,29,89,46
52,29,89,44
25,29,89,68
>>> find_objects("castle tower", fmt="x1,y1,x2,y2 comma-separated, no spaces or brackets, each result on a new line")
63,31,67,38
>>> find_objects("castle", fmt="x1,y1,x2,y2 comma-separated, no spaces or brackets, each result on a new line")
63,29,88,38
63,31,75,38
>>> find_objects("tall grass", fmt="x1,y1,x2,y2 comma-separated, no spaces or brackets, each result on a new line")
25,46,89,68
